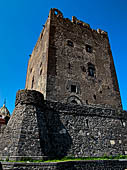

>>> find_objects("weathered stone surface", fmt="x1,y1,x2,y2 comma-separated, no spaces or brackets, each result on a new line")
0,90,127,160
25,8,122,109
15,89,44,107
1,160,127,170
0,90,50,161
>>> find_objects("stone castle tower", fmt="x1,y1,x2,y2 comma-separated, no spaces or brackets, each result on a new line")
25,8,122,109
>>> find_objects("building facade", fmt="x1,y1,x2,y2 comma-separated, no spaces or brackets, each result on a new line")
25,8,122,109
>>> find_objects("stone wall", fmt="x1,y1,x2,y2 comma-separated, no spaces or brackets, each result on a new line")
25,8,122,109
25,11,51,99
0,90,127,160
1,160,127,170
46,8,122,109
44,101,127,158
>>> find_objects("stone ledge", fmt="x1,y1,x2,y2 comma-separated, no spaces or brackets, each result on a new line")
45,100,127,119
15,89,44,107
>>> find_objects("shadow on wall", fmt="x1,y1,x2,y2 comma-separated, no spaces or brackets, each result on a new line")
0,163,2,169
37,105,72,159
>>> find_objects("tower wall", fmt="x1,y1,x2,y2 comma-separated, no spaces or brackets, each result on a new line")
25,8,122,109
25,14,51,99
46,9,122,109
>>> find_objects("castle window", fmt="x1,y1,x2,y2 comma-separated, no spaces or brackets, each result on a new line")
30,68,32,73
40,69,42,75
93,95,96,100
88,63,95,77
68,63,71,69
86,119,89,128
40,62,42,68
81,66,86,72
86,44,92,53
31,76,34,89
86,100,88,104
67,40,74,47
71,85,77,93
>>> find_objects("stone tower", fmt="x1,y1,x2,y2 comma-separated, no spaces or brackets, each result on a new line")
25,8,122,109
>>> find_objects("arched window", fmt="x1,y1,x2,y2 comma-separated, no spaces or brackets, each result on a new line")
67,96,82,106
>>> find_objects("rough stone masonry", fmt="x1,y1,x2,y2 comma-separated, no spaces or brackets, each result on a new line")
26,8,122,109
0,89,127,161
0,8,127,170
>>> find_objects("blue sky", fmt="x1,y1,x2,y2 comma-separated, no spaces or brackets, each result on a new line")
0,0,127,113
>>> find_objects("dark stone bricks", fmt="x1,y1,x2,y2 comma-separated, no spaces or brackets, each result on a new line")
1,160,127,170
15,89,44,107
0,90,127,160
25,8,122,109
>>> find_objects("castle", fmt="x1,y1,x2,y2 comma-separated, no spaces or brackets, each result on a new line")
25,8,122,109
0,8,127,170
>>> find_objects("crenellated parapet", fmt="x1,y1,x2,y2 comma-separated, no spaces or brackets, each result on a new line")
49,8,107,35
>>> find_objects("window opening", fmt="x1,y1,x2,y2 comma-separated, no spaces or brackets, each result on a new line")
93,95,96,100
40,62,42,68
71,100,77,104
40,69,42,75
71,85,77,93
67,40,74,47
86,119,89,128
68,63,71,69
81,66,86,72
30,68,32,73
86,44,92,53
88,63,95,77
31,76,34,89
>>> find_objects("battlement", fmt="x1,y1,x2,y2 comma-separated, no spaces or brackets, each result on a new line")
50,8,107,35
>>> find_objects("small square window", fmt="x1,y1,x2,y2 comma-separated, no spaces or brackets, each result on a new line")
86,44,92,53
71,85,77,93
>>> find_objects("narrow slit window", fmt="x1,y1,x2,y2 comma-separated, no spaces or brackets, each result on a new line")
86,119,89,128
30,68,32,73
40,62,42,68
68,63,71,69
93,95,96,100
31,76,34,89
40,69,42,75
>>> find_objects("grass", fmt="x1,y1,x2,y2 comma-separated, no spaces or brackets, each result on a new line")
1,155,127,163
